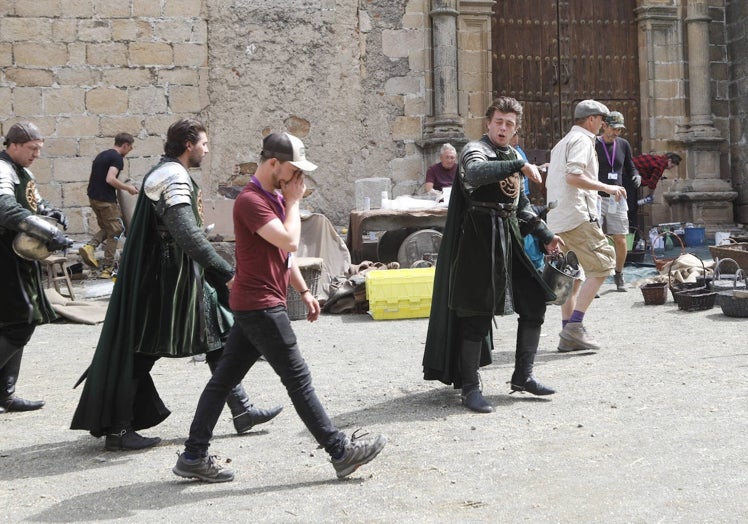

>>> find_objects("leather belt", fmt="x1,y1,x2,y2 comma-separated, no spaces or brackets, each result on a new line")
468,201,516,218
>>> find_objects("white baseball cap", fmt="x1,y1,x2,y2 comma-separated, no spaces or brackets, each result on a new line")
261,132,318,172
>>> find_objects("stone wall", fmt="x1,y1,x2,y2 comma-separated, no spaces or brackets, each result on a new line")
0,0,446,229
636,1,741,230
0,0,210,236
727,0,748,223
205,0,421,225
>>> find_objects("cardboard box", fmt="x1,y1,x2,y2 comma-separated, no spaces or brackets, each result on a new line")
365,267,435,320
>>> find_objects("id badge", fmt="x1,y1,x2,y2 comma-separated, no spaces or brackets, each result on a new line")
607,172,618,180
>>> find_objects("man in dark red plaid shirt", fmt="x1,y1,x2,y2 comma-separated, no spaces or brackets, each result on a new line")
632,152,682,190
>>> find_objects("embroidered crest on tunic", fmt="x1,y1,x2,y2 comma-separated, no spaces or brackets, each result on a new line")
25,181,38,212
500,172,521,199
197,189,204,224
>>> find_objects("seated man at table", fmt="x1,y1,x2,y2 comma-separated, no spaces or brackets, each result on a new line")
423,143,457,194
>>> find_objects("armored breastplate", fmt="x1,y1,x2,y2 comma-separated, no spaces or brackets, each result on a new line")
462,138,522,206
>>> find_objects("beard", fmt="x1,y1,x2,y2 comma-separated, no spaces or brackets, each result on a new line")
270,166,284,190
186,147,204,168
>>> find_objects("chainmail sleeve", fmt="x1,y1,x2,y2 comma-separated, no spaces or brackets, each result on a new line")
0,194,32,231
162,204,234,284
460,140,526,190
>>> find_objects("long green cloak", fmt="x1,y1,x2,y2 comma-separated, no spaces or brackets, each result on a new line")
70,160,230,436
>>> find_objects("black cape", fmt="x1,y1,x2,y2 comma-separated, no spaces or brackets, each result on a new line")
422,138,556,388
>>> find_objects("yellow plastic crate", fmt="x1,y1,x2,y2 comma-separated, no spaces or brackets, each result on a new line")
365,267,435,320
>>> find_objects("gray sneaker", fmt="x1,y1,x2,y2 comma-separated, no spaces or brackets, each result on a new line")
558,322,601,352
614,272,627,292
172,453,235,483
331,430,387,479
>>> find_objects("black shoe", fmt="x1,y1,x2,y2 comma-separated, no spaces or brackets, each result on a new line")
233,405,283,434
461,389,494,413
105,429,161,451
510,375,556,396
1,396,45,412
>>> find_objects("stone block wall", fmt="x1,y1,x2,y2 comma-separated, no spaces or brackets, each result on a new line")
205,0,432,224
0,0,209,237
2,0,454,228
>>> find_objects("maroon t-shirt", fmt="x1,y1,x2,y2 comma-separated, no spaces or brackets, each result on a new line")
230,182,291,312
425,162,457,190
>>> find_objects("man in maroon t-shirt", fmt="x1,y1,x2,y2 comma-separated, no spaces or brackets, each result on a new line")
175,132,386,483
423,142,457,192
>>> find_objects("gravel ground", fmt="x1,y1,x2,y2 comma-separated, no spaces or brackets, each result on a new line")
1,270,747,523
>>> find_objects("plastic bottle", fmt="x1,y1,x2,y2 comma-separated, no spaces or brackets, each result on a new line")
608,198,618,213
664,232,674,250
637,195,654,205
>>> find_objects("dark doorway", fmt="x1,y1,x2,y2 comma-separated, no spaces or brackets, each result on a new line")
492,0,641,204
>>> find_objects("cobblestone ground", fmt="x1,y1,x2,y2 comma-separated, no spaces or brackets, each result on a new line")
1,271,747,523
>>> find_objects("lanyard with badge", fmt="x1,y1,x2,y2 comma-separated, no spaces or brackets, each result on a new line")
598,137,619,182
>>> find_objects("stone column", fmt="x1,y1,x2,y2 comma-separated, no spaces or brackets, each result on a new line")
665,0,736,233
683,0,720,138
457,0,495,141
421,0,465,154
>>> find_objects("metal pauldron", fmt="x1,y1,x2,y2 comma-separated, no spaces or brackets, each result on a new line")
0,159,19,196
144,162,193,207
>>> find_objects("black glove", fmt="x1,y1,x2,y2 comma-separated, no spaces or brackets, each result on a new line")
517,209,541,237
46,230,74,251
44,208,69,230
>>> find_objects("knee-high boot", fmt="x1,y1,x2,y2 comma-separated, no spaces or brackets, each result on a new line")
0,341,44,412
460,339,493,413
510,324,555,396
207,358,282,434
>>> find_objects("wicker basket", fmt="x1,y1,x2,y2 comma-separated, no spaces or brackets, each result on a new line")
287,257,323,321
640,282,668,305
674,288,717,311
719,290,748,317
668,253,708,302
711,259,747,299
709,240,748,272
651,231,686,272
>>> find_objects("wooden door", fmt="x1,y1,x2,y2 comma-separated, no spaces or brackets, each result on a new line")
492,0,640,204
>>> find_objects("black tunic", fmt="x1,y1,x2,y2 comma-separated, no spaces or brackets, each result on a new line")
422,136,556,387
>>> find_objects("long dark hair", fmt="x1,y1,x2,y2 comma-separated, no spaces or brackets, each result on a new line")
164,118,206,157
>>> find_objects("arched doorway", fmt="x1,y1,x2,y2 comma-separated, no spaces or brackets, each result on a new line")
492,1,641,205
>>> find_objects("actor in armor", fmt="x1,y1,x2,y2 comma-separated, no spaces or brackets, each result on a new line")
422,97,564,413
1,122,73,414
71,118,280,451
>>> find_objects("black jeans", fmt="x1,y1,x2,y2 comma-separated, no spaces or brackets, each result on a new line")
185,305,345,457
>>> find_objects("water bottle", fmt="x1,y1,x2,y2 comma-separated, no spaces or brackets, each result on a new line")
637,195,654,205
608,197,617,213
